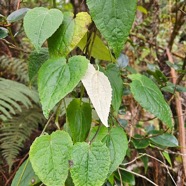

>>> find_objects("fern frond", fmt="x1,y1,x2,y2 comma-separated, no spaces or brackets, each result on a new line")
0,106,45,171
0,55,28,83
0,78,40,121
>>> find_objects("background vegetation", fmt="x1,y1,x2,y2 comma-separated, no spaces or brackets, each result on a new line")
0,0,186,185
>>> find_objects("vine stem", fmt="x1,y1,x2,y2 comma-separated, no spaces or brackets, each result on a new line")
55,99,64,129
117,169,123,186
53,0,56,8
41,113,55,135
89,124,101,144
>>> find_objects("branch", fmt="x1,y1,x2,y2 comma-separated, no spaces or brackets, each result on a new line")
166,48,186,177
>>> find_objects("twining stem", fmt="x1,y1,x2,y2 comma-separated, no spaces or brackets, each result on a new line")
53,0,56,8
41,113,55,135
89,124,101,144
55,99,64,129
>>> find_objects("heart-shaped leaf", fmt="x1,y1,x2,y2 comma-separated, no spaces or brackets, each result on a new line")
29,131,73,186
103,127,128,175
24,7,63,51
128,74,173,127
38,56,89,118
28,47,49,83
70,142,110,186
48,12,91,57
81,63,112,127
66,99,92,143
86,0,137,57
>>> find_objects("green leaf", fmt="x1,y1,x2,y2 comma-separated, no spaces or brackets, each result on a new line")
7,8,30,23
162,152,172,167
78,33,116,62
104,64,123,113
70,142,110,186
141,156,149,174
147,69,168,85
38,56,89,118
24,7,63,51
0,27,8,39
137,6,148,14
28,48,49,83
86,0,137,57
162,82,186,93
66,99,92,143
29,131,73,186
11,159,40,186
150,132,178,147
48,12,91,57
88,125,108,142
103,127,128,175
115,170,135,185
132,134,150,149
128,74,173,127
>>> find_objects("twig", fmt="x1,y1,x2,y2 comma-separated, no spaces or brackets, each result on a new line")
16,0,21,10
119,167,159,186
166,48,186,177
5,152,29,186
140,153,177,186
122,154,146,166
117,169,123,186
41,113,55,135
0,170,7,182
130,33,185,59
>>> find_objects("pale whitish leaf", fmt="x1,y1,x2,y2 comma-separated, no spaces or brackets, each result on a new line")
81,64,112,127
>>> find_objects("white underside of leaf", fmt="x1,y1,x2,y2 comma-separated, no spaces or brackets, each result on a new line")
81,63,112,127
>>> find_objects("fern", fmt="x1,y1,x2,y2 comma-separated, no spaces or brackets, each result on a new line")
0,106,45,171
0,78,40,121
0,55,28,83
